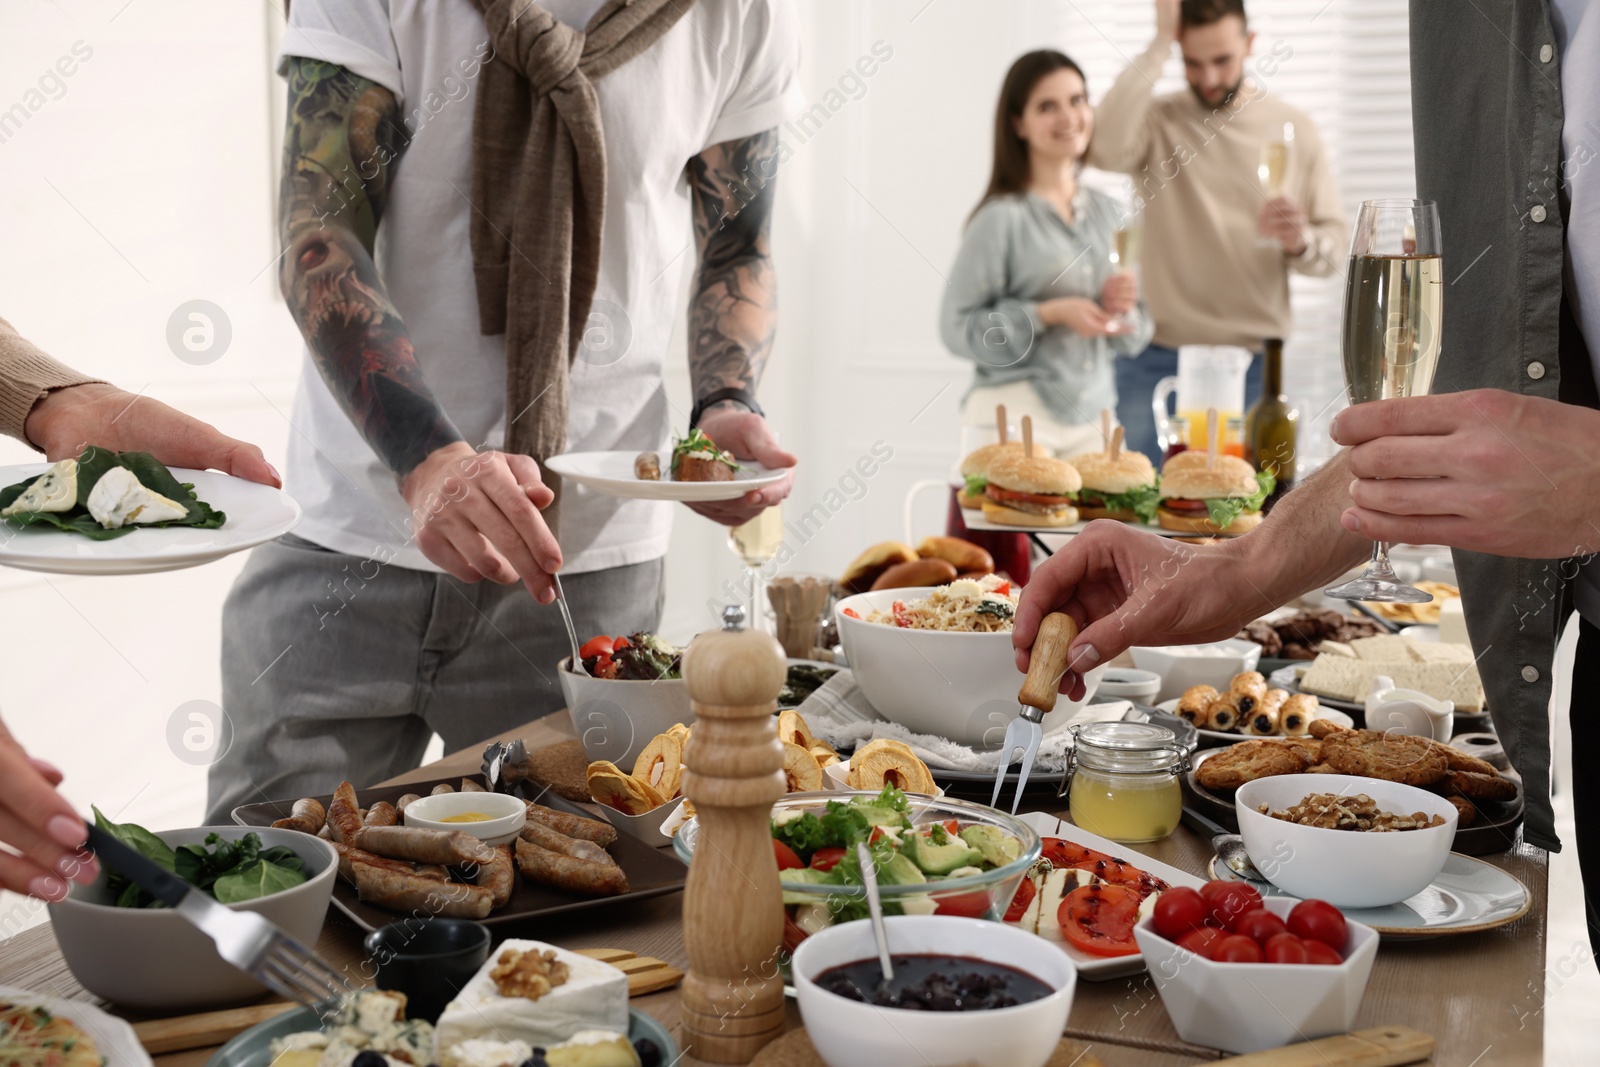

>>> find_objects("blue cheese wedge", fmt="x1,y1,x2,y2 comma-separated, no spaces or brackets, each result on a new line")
2,458,77,515
85,466,187,528
268,991,433,1067
435,940,628,1067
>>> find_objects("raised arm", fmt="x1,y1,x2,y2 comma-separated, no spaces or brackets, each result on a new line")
279,58,560,598
683,129,795,525
1083,0,1178,175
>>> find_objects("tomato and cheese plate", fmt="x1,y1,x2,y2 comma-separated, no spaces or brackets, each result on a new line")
1004,838,1172,959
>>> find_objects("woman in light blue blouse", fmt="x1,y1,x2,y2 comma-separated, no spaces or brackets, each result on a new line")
940,51,1154,457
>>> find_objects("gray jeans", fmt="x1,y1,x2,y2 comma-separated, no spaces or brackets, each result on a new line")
205,534,663,823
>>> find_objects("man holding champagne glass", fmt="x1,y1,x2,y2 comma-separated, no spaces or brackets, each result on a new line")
1087,0,1347,461
1016,0,1600,965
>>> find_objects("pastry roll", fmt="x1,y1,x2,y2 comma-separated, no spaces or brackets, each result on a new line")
1203,693,1242,733
1281,693,1320,736
1176,685,1219,726
1229,671,1268,715
1243,688,1290,736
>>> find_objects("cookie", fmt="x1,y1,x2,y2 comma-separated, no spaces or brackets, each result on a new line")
1320,729,1449,786
1447,769,1519,802
1195,740,1309,791
1446,794,1479,827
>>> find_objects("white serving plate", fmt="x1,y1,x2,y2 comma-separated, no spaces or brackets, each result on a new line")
1155,697,1353,747
0,465,300,575
545,450,790,502
0,984,153,1067
1009,811,1204,981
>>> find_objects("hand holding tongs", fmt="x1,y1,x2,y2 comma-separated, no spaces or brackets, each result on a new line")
990,612,1079,814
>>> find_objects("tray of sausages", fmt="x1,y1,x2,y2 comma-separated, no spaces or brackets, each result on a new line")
231,774,686,932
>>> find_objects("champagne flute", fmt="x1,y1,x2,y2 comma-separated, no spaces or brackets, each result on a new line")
728,504,784,632
1324,199,1444,604
1257,121,1293,248
1107,200,1142,334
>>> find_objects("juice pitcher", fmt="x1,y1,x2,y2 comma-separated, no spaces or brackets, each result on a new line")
1151,345,1253,451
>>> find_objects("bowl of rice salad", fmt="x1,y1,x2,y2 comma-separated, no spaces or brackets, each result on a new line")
835,577,1106,746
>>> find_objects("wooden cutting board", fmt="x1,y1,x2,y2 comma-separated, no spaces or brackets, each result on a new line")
1214,1026,1434,1065
747,1030,1104,1067
575,947,684,997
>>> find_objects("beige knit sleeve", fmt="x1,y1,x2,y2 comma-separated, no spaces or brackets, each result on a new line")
1084,42,1169,175
1286,118,1348,279
0,316,106,449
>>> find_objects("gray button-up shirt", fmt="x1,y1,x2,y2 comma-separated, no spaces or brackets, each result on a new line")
1412,0,1590,850
939,189,1154,425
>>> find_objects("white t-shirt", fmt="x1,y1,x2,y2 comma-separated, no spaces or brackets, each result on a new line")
277,0,804,573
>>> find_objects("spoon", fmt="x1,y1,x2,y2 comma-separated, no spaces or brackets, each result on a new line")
856,842,894,988
551,574,588,677
1213,833,1269,883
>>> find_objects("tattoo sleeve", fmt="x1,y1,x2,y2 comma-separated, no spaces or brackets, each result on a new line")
686,129,779,411
278,57,462,477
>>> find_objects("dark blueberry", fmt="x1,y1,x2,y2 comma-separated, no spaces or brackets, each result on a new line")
632,1037,663,1067
351,1052,387,1067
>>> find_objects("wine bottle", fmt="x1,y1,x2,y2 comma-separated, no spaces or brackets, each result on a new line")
1244,338,1298,508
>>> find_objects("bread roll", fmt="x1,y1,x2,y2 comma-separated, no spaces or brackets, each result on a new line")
870,557,959,591
915,536,995,574
841,541,918,594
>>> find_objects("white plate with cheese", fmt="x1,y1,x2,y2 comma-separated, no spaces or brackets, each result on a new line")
0,464,300,575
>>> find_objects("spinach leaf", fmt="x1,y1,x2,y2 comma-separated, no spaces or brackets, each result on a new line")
92,806,176,871
213,860,308,904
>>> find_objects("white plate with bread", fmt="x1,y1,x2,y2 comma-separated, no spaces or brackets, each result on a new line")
545,450,790,502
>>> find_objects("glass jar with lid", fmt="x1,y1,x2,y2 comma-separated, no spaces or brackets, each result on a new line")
1061,722,1187,844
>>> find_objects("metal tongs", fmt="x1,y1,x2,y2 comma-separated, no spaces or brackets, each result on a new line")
990,612,1079,814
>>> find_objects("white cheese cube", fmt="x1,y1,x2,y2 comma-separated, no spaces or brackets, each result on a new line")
443,1038,534,1067
85,466,187,528
433,940,629,1066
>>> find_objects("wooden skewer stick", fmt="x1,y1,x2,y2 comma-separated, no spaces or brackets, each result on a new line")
1110,425,1125,462
996,404,1008,446
1206,408,1219,470
1101,408,1113,448
1021,414,1034,459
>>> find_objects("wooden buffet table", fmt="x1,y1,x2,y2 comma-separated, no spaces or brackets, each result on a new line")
0,712,1549,1066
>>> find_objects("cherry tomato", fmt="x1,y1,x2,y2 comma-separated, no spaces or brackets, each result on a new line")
1288,899,1348,950
1207,884,1263,929
842,607,861,619
1176,927,1226,960
1264,933,1310,965
772,840,803,870
1059,884,1143,958
592,655,619,680
1152,888,1208,941
941,819,962,835
611,636,630,650
1211,934,1264,964
579,635,614,659
1003,878,1037,923
809,846,845,872
1303,940,1344,966
935,891,992,918
1198,880,1233,905
1232,908,1288,945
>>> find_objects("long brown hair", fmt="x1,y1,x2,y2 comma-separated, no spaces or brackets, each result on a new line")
971,50,1088,220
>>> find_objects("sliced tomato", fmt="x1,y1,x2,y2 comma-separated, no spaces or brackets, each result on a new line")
940,819,962,835
1059,884,1143,957
986,484,1074,508
934,891,992,918
781,910,809,955
1040,838,1113,869
579,635,614,659
842,607,861,619
1161,498,1210,515
1072,856,1171,900
1003,877,1037,923
868,826,887,845
611,635,630,650
773,840,803,870
810,846,846,872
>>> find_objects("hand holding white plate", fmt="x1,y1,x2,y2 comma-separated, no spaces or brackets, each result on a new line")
545,450,790,503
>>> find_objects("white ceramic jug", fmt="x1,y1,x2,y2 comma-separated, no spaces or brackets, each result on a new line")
1151,345,1253,452
1365,674,1454,741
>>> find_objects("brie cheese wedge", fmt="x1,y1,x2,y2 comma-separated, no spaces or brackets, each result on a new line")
85,466,187,528
2,458,77,515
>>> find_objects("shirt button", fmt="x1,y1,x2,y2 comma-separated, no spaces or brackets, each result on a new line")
1527,361,1546,380
1531,204,1548,223
1541,44,1554,62
1522,665,1541,683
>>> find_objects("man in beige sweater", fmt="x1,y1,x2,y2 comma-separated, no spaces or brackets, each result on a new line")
1087,0,1347,461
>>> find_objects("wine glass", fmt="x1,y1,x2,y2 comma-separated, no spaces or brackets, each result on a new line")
1324,199,1444,604
1107,200,1142,334
1257,121,1294,248
727,504,784,632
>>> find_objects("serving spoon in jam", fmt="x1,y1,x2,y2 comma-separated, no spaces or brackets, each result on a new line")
857,842,895,989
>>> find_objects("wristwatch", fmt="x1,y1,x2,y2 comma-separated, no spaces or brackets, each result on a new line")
690,387,765,429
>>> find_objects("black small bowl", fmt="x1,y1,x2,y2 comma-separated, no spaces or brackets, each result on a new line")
363,918,491,1022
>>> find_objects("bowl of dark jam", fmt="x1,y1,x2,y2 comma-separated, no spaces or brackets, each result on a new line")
792,915,1076,1067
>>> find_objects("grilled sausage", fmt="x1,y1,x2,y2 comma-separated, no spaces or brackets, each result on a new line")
474,844,515,909
514,838,628,896
331,842,447,885
355,825,495,866
520,819,616,868
351,861,493,919
524,802,618,847
271,797,326,835
362,801,398,827
327,782,364,844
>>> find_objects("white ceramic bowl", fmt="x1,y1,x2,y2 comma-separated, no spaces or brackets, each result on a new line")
835,589,1106,747
793,914,1077,1067
1235,774,1458,907
1095,667,1163,704
49,826,337,1011
559,656,693,769
1130,640,1262,703
403,791,526,845
1133,897,1379,1054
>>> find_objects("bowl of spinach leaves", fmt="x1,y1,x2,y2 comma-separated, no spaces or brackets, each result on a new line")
48,812,337,1011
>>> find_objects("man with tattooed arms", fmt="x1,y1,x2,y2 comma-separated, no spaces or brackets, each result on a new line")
205,0,803,820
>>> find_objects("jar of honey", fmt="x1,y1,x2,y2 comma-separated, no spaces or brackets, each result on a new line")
1062,722,1187,844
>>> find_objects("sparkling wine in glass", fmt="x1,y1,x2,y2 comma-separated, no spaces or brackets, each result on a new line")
1257,122,1293,248
1107,202,1142,334
1324,199,1443,604
727,504,784,632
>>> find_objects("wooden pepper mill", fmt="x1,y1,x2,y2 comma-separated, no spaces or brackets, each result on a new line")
679,605,789,1063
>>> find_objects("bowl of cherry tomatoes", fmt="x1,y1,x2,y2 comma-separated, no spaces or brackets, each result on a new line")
1132,880,1379,1054
560,632,692,768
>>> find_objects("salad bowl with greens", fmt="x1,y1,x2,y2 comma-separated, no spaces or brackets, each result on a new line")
47,820,337,1011
675,787,1041,956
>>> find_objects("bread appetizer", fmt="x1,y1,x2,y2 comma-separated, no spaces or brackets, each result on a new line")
670,427,738,482
634,450,661,480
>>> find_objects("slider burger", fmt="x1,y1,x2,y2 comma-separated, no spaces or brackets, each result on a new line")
981,451,1081,528
1156,452,1274,535
958,440,1043,509
1066,448,1159,523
